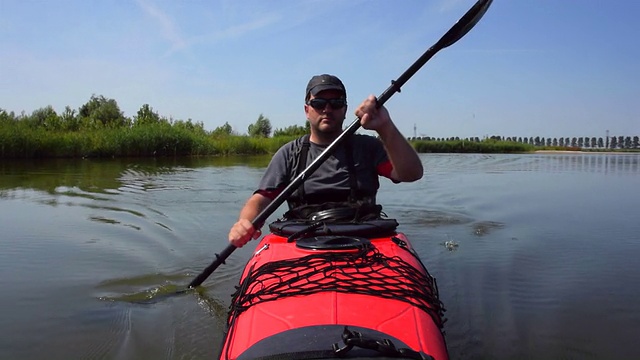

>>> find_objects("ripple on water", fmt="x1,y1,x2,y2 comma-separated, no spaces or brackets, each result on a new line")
471,220,505,237
71,295,223,359
95,272,197,304
396,209,474,228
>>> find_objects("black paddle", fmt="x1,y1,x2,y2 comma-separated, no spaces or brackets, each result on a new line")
187,0,493,290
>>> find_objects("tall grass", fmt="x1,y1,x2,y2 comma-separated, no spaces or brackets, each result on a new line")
413,139,535,153
0,123,302,159
1,123,564,159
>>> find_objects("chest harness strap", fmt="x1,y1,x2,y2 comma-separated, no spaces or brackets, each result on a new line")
292,134,359,206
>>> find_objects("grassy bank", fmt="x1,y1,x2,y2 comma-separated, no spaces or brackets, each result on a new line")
412,139,535,153
0,124,296,159
3,124,635,159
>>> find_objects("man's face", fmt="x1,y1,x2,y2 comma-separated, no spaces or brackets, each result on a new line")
304,89,347,139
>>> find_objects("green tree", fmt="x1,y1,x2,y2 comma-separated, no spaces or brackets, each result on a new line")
78,94,128,129
211,122,233,137
248,114,272,138
0,109,17,125
173,118,206,135
532,136,539,146
273,122,309,137
134,104,161,126
60,106,80,131
29,106,60,130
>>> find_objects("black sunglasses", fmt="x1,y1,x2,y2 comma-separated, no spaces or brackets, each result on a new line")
306,98,347,110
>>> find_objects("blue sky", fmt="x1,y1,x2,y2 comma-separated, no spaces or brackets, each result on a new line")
1,0,638,139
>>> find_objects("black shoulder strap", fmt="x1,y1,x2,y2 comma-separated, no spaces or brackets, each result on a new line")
344,136,359,203
296,134,311,174
289,134,360,208
289,134,310,208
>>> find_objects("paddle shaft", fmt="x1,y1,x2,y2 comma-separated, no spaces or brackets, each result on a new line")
187,0,493,289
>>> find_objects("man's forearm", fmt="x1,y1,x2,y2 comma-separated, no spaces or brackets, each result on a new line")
378,121,424,182
238,193,271,222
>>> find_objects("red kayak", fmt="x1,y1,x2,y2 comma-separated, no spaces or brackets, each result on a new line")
218,218,448,360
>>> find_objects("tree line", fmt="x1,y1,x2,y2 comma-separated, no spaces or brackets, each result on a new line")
413,134,639,150
0,95,302,137
1,95,638,158
0,95,309,158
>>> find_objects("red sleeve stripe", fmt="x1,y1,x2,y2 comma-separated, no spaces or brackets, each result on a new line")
377,160,394,178
255,188,282,200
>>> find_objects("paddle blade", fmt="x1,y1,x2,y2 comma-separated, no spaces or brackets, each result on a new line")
436,0,493,50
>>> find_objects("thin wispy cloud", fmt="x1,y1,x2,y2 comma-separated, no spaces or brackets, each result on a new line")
135,0,187,53
190,12,282,46
136,0,281,56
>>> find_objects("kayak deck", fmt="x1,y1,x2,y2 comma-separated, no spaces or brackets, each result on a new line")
219,231,447,360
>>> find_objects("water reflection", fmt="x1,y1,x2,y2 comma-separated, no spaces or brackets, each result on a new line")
0,156,271,195
420,153,640,175
1,154,637,197
528,153,639,174
0,156,272,236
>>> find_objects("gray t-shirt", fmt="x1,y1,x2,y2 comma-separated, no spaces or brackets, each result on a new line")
256,134,393,206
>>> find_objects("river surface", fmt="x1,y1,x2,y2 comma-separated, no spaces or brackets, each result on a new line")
1,153,639,360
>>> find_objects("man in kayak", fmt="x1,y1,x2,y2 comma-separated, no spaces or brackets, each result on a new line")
228,74,423,248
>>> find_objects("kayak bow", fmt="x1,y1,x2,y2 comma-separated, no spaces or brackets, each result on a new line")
219,220,448,360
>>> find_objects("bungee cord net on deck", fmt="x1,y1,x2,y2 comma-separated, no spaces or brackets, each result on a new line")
226,242,446,331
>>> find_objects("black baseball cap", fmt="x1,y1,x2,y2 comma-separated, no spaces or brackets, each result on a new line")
305,74,346,100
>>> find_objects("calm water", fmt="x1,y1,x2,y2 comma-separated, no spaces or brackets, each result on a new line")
1,153,639,360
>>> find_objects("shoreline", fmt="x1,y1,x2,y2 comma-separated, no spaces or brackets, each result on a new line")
534,150,638,154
